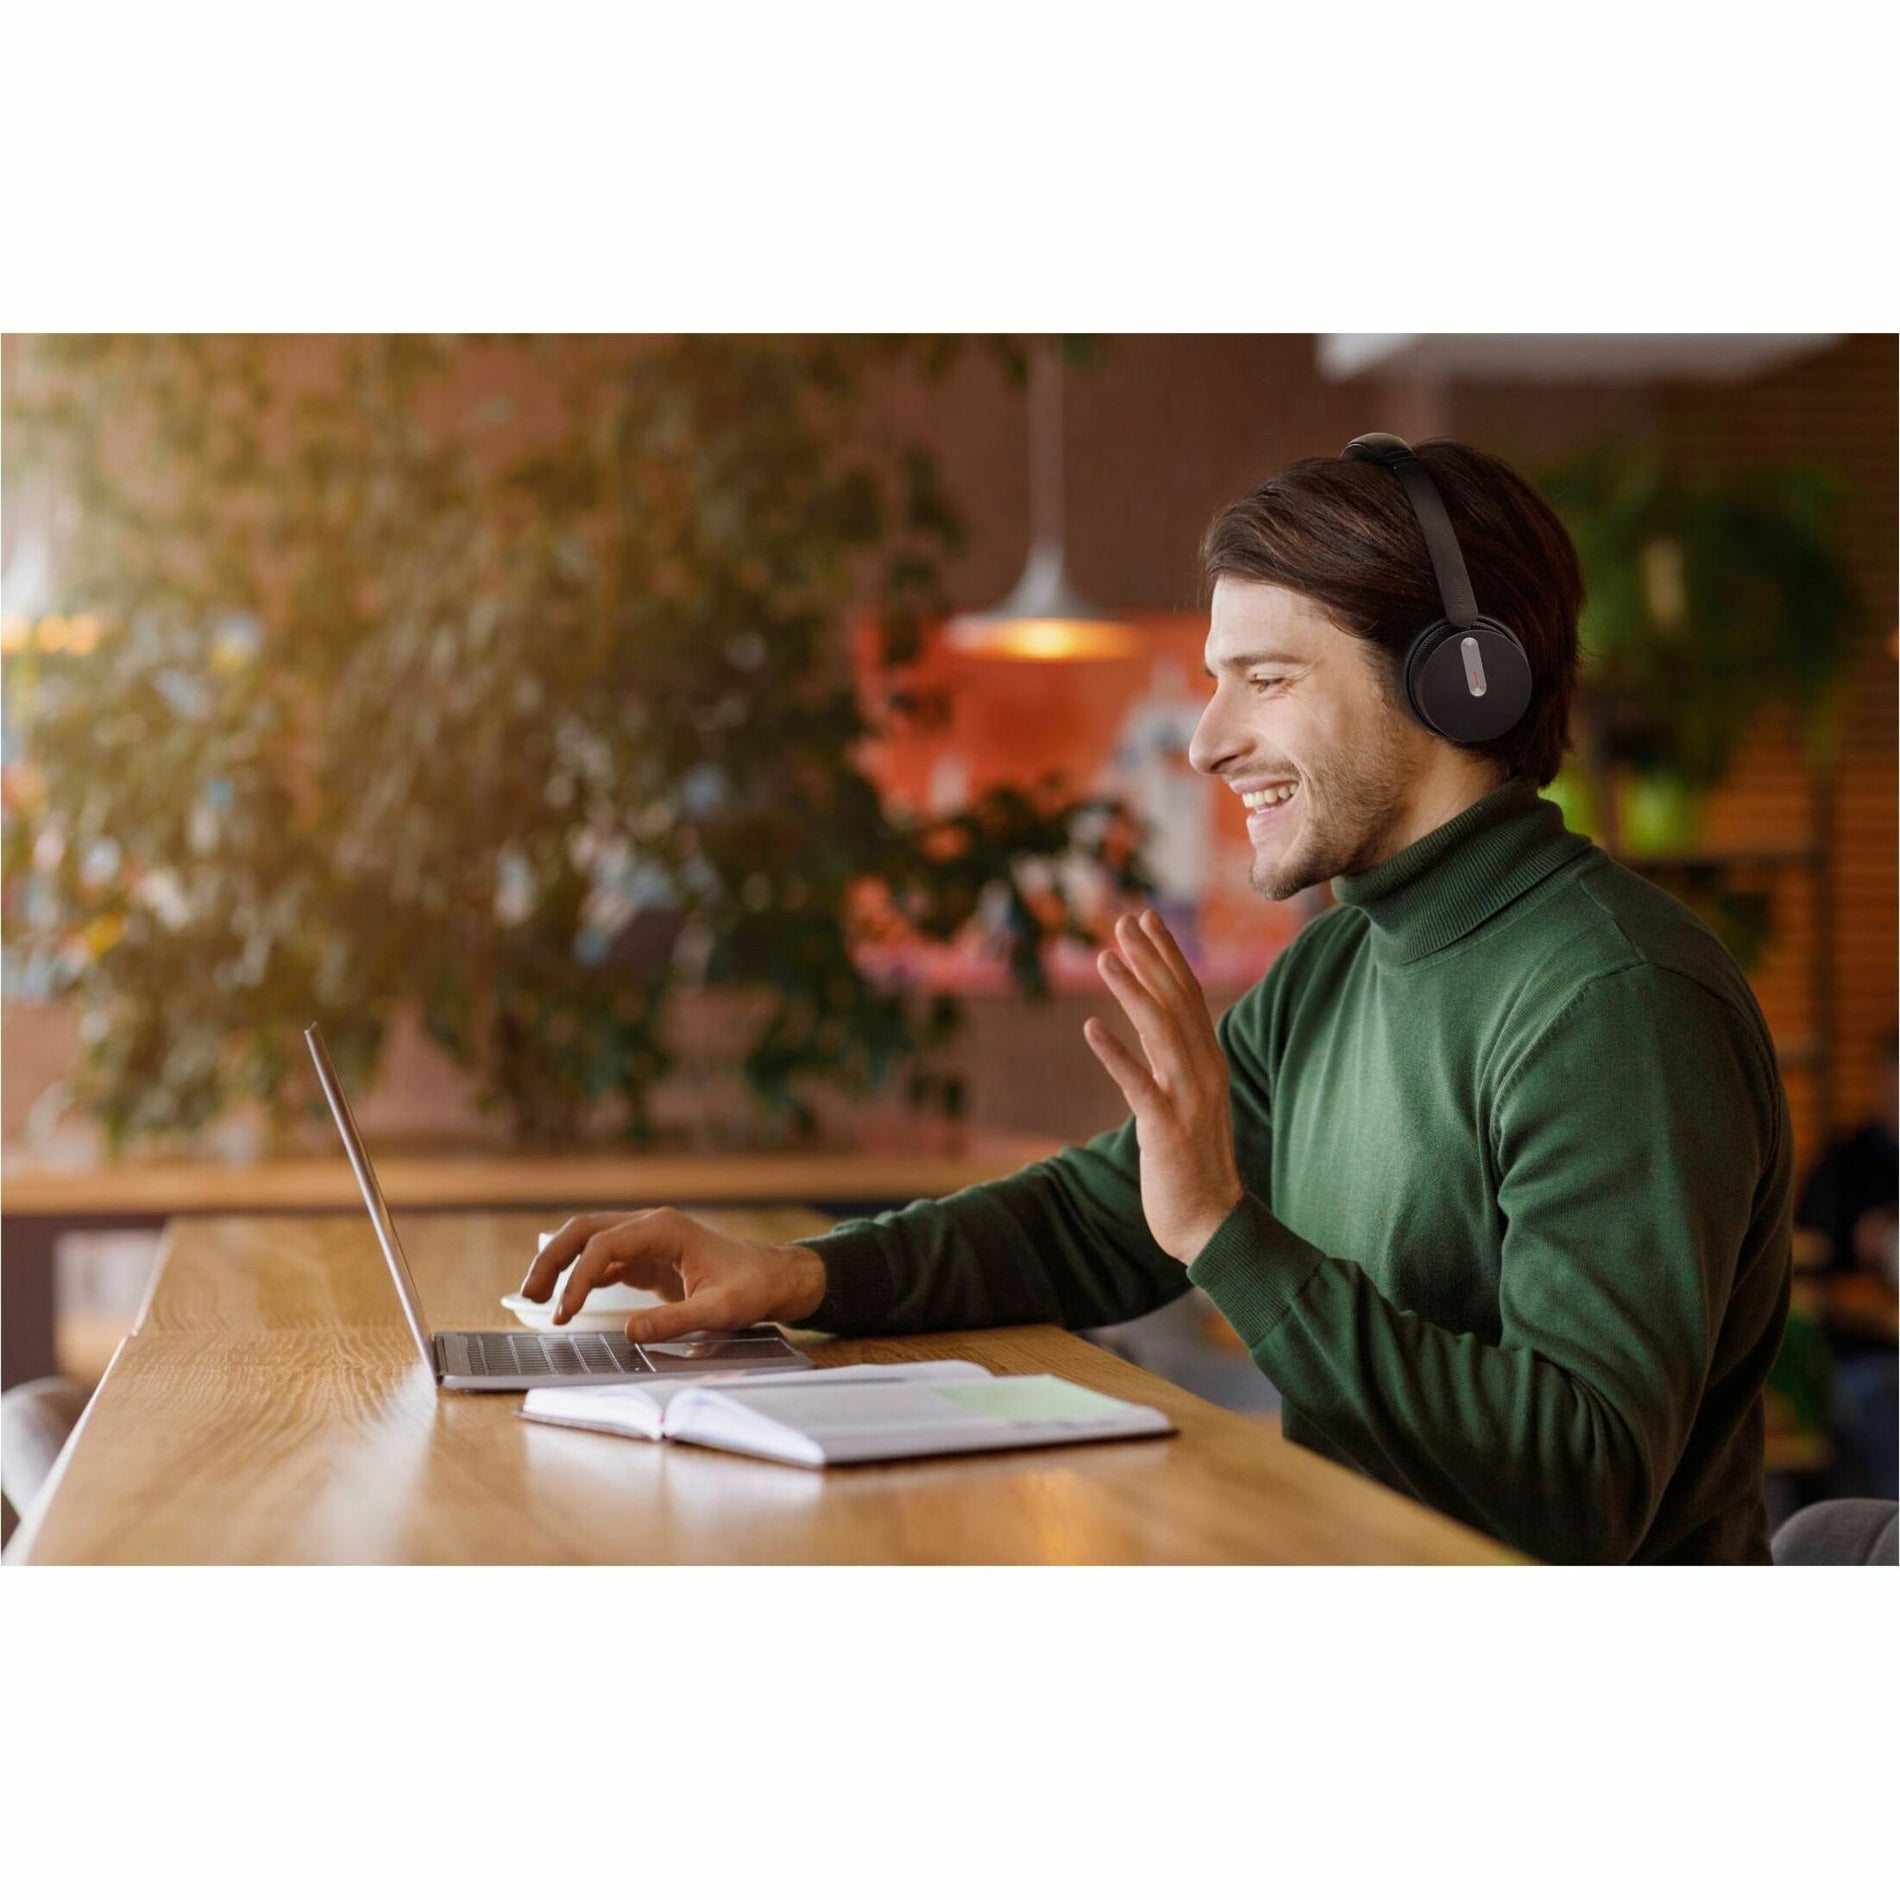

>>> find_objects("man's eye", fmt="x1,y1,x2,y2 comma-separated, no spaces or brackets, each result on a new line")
1248,677,1284,694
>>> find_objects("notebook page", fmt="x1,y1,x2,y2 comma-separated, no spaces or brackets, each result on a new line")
519,1383,669,1438
517,1359,993,1440
668,1375,1171,1467
674,1359,993,1393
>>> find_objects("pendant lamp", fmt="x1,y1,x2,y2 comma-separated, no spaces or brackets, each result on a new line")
944,339,1140,661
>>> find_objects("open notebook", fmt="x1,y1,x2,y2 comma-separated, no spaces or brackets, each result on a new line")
517,1360,1174,1468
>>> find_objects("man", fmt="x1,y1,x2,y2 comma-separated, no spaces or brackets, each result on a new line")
521,438,1794,1565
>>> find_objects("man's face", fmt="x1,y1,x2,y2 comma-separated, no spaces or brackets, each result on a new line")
1188,577,1423,902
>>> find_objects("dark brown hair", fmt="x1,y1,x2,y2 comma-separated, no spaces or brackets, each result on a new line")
1198,439,1584,787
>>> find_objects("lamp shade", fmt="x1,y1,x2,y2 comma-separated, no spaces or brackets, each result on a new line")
943,339,1139,663
944,543,1141,661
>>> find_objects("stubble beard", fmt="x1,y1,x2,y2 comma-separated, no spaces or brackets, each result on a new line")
1247,717,1416,904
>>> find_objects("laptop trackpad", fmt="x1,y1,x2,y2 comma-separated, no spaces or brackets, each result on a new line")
640,1330,807,1369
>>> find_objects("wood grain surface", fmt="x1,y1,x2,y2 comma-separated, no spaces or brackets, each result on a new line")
11,1210,1518,1565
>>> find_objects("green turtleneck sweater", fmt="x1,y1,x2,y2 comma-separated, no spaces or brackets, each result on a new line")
803,776,1794,1564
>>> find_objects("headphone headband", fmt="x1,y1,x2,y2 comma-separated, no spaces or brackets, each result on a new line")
1338,432,1534,747
1342,433,1479,630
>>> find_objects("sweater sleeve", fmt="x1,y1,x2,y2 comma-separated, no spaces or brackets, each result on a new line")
798,984,1281,1337
797,1116,1188,1335
1185,962,1784,1564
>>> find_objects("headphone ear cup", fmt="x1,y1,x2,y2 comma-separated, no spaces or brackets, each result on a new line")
1404,618,1534,744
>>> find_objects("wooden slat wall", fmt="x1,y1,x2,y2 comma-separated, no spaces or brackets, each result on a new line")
1664,336,1898,1181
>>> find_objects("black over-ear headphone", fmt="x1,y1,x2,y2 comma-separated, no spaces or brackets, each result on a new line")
1341,433,1534,746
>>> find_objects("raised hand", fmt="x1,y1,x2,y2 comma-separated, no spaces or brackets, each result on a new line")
1082,909,1245,1265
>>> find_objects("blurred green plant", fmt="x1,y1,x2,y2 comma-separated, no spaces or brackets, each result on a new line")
2,336,1142,1151
1537,435,1862,971
1540,436,1861,853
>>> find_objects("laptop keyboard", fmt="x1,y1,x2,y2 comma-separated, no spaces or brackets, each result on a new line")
458,1331,648,1379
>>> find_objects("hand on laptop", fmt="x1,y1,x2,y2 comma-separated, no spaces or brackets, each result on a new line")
518,1210,828,1342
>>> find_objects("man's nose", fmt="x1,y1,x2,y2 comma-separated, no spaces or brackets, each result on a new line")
1188,693,1238,778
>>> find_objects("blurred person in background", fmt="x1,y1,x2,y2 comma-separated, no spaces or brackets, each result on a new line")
1795,1031,1899,1497
523,439,1796,1565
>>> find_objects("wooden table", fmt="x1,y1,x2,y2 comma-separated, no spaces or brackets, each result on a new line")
8,1209,1514,1564
0,1136,1062,1388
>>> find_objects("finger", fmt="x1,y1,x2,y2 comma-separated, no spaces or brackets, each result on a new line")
554,1247,685,1326
1138,908,1203,1007
554,1209,684,1324
519,1211,634,1301
1098,946,1189,1077
627,1288,745,1346
1116,909,1190,1009
1083,1016,1161,1115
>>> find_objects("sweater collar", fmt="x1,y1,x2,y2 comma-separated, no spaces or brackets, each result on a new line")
1330,774,1594,965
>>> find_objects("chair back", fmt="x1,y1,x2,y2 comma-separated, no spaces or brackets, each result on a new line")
1772,1498,1899,1564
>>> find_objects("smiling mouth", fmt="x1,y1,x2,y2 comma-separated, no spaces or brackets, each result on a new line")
1243,782,1300,830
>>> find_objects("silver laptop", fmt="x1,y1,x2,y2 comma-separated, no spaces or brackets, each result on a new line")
304,1022,813,1390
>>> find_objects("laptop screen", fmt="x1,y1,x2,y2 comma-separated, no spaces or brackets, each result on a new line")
304,1023,437,1373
